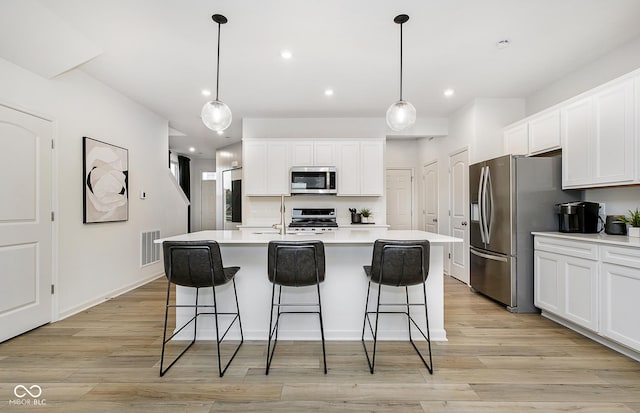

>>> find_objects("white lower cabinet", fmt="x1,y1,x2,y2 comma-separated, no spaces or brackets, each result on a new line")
600,246,640,352
534,238,598,332
534,235,640,356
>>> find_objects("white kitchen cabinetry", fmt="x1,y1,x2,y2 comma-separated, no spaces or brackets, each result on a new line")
290,142,314,166
600,245,640,352
562,77,635,189
534,233,640,359
337,140,384,196
243,140,290,196
503,123,528,156
290,141,336,166
528,110,561,155
534,237,599,332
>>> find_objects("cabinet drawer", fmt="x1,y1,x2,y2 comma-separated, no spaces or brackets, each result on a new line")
601,245,640,268
534,236,598,260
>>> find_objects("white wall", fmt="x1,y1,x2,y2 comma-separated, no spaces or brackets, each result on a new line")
0,57,187,319
526,35,640,115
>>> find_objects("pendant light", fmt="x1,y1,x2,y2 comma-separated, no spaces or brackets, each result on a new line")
386,14,416,132
201,14,232,132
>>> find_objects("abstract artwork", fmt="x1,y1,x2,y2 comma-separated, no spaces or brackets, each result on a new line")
83,137,128,223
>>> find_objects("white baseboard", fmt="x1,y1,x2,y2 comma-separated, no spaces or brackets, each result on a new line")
57,273,164,321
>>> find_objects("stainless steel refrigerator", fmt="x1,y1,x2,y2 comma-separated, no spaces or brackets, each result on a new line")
469,154,580,313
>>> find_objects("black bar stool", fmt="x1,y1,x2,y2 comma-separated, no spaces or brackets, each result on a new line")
361,239,433,374
160,240,243,377
265,240,327,375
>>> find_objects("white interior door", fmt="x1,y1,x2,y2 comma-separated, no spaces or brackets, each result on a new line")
0,105,52,342
423,161,438,233
449,149,469,284
386,168,412,230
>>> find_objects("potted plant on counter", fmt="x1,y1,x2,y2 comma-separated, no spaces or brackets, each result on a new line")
619,208,640,237
359,208,372,224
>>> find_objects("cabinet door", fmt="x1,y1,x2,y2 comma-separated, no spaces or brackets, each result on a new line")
503,123,528,155
314,141,336,166
361,141,384,196
243,141,268,195
290,142,314,166
601,263,640,352
337,141,360,195
534,250,562,313
562,255,598,332
592,78,635,185
529,110,560,155
266,142,290,195
562,97,592,188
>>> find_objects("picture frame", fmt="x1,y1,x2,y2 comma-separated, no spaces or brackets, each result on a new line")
83,136,129,223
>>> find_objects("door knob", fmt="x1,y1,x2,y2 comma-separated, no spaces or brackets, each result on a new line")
461,221,468,226
432,218,438,222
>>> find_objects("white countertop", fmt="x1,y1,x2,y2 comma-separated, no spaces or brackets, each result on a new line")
532,231,640,248
157,229,461,245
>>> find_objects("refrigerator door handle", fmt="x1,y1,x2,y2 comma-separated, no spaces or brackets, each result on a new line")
485,166,494,244
481,166,490,243
477,166,486,243
470,248,508,262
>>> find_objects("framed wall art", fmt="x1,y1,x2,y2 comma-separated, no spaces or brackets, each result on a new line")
83,136,129,223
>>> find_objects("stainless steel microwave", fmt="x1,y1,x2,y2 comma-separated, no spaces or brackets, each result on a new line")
290,166,337,194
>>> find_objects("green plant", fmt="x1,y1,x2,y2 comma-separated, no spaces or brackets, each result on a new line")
359,208,372,218
619,208,640,227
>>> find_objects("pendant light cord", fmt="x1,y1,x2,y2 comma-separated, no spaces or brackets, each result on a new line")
216,22,221,101
399,22,403,101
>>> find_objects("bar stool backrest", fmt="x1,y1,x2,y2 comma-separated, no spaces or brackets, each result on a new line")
268,240,325,287
162,240,227,287
369,239,430,287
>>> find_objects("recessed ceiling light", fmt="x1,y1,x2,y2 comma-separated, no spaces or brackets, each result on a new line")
189,147,196,152
281,50,293,60
444,88,455,97
324,89,334,96
201,89,211,97
496,39,511,49
217,130,224,135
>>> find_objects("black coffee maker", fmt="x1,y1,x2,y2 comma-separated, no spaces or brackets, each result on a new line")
555,201,600,233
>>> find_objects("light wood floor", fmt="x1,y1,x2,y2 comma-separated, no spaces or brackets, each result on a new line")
1,275,639,412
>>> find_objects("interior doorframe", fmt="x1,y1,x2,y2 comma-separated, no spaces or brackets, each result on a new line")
385,167,416,230
1,101,59,322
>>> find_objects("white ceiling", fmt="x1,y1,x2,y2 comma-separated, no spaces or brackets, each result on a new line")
6,0,640,158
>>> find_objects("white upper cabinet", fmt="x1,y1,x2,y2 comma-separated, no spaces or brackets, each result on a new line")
314,141,337,166
528,109,561,155
290,141,337,166
244,138,384,197
562,97,593,187
562,77,635,189
243,140,290,196
337,140,384,196
503,123,528,156
290,142,314,166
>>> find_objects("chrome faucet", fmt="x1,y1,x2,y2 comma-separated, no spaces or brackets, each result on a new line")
272,194,286,235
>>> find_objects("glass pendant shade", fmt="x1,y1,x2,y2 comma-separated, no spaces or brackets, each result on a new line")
386,100,416,131
201,100,232,132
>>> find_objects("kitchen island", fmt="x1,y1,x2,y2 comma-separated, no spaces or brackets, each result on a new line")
156,229,461,341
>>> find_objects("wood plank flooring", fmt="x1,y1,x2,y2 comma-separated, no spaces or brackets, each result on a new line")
1,275,639,412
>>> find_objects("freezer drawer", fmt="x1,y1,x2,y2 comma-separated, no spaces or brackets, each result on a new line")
470,247,516,307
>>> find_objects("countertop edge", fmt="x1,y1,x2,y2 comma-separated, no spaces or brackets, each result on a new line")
532,231,640,248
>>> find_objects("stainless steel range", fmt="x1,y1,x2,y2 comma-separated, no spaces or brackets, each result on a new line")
288,208,338,232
